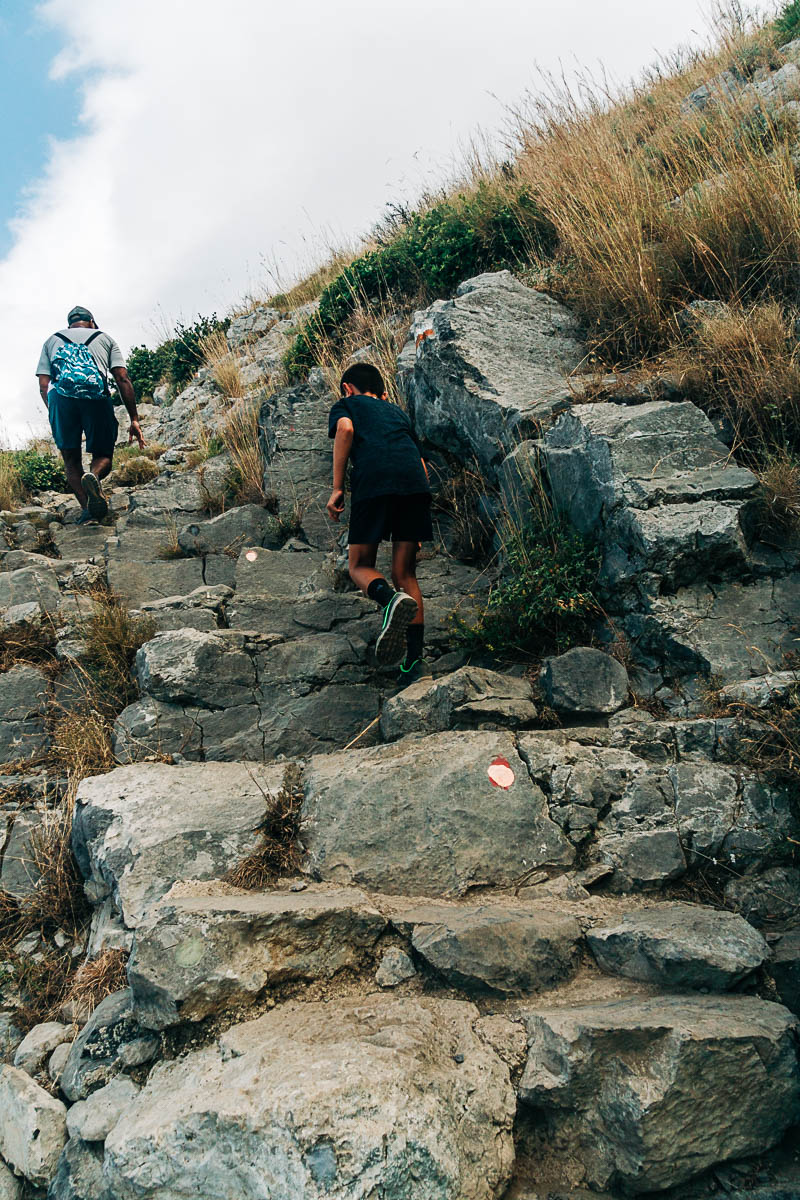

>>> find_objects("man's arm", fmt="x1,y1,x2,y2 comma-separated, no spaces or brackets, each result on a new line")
326,417,354,521
111,366,146,449
37,375,50,409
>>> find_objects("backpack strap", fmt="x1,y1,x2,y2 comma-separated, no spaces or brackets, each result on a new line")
54,332,73,345
85,330,104,346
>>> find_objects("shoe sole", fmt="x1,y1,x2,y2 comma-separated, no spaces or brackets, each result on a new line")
375,593,418,665
81,473,108,521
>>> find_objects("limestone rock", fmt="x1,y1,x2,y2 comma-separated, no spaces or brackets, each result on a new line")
375,946,416,987
718,671,799,709
66,1077,140,1143
0,1012,22,1063
0,567,60,615
381,666,537,740
406,903,582,995
0,1065,67,1187
46,1136,109,1200
770,929,800,1017
540,648,629,715
72,761,282,926
13,1022,71,1077
518,995,800,1192
725,867,800,926
48,1043,71,1085
587,902,770,989
137,584,232,633
303,731,574,896
135,629,256,709
0,665,49,720
405,272,586,480
127,885,386,1029
60,990,158,1103
102,995,516,1200
0,1161,20,1200
177,505,280,556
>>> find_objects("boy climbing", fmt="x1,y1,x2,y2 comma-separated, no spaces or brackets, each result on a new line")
327,363,431,682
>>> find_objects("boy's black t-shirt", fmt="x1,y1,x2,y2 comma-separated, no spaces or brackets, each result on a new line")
328,393,430,502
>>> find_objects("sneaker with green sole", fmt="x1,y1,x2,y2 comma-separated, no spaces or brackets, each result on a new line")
374,591,418,665
81,472,109,521
397,657,431,686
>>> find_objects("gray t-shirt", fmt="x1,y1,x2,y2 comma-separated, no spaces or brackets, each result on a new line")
36,328,125,384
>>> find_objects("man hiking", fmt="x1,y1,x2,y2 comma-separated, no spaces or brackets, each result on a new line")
327,363,431,683
36,305,145,524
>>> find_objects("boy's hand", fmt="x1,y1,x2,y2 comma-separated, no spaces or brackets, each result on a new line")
326,488,345,521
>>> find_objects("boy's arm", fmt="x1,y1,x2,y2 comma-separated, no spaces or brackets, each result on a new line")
327,417,354,521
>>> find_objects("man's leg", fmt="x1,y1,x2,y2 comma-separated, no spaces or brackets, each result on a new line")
89,454,112,481
61,448,88,509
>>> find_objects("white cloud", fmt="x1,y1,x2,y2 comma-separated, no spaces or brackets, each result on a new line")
1,0,718,443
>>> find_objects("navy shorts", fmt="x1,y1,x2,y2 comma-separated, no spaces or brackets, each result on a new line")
348,492,433,545
48,390,119,457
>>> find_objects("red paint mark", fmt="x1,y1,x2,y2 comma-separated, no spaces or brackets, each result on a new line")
488,756,515,790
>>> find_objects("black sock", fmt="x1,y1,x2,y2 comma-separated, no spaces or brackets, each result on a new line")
367,577,395,608
405,623,424,664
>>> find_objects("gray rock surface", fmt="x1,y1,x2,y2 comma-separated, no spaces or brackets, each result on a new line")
135,628,257,708
13,1022,71,1077
375,946,416,987
103,995,516,1200
519,995,800,1192
177,504,279,556
587,902,770,989
60,990,158,1103
404,272,586,480
72,761,281,926
1,811,46,900
66,1077,140,1143
0,1065,68,1187
127,884,386,1029
0,566,61,614
46,1137,109,1200
381,666,537,740
303,731,573,895
0,665,49,720
0,1161,20,1200
540,648,629,715
770,928,800,1017
405,903,581,994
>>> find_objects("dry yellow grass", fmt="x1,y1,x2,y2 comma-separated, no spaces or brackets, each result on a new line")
226,764,305,887
0,453,24,511
66,948,128,1015
758,449,800,535
201,328,245,399
311,300,413,408
220,398,270,505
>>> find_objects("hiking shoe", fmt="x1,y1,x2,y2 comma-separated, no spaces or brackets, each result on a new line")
81,472,108,521
375,591,418,665
398,657,431,687
75,508,94,525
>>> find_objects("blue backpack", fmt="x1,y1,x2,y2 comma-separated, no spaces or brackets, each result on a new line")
51,331,108,401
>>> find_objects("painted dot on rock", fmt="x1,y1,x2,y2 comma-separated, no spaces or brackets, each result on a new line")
245,550,258,562
488,757,515,790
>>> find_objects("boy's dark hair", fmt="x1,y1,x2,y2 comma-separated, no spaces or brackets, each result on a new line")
340,363,386,397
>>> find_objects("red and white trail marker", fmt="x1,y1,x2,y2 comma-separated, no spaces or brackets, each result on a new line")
488,756,515,790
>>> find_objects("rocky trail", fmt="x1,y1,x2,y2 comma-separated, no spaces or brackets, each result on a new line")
0,270,799,1199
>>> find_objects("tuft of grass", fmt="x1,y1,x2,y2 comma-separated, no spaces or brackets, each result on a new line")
220,399,270,506
201,328,245,399
114,442,166,465
0,615,56,672
309,300,413,409
757,450,800,537
226,763,305,888
79,590,156,714
0,453,24,510
158,513,187,560
186,426,226,469
0,807,89,949
65,949,128,1016
113,455,160,486
433,463,493,563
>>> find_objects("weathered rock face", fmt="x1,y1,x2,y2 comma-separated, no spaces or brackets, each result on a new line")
127,884,386,1029
381,666,537,740
403,272,586,480
102,995,516,1200
13,1021,72,1077
395,902,582,995
72,762,281,927
65,1077,140,1144
0,1065,68,1187
46,1136,108,1200
0,664,50,766
60,990,158,1103
540,647,629,715
177,504,280,556
519,996,800,1193
587,902,770,990
303,731,574,895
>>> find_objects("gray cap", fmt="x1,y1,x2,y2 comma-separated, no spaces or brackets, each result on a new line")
67,305,94,325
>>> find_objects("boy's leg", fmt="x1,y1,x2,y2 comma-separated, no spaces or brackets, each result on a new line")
392,540,427,679
348,543,383,595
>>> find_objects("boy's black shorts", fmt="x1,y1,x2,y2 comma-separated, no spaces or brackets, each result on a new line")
348,492,433,545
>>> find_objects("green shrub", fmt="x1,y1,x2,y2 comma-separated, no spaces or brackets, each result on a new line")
284,183,554,377
776,1,800,40
453,509,600,657
126,314,230,400
11,450,66,493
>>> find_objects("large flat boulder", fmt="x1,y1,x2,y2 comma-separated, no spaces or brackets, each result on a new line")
587,902,770,990
135,629,257,708
393,901,581,995
518,995,800,1193
302,731,574,895
72,762,284,926
102,995,516,1200
127,884,386,1029
0,566,60,614
178,503,280,556
540,647,629,715
404,272,586,480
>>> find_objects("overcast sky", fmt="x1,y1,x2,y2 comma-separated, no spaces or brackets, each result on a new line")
0,0,746,444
